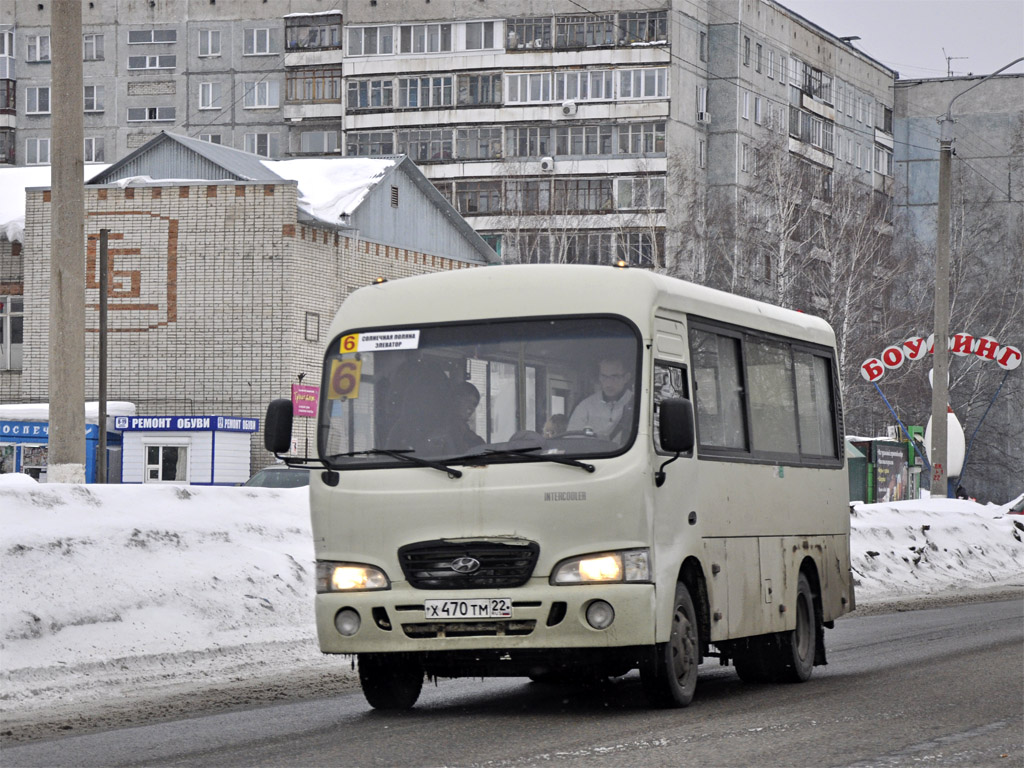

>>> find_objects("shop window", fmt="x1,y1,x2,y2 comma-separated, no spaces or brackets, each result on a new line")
145,444,188,483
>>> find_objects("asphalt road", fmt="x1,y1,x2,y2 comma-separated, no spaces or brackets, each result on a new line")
4,599,1022,768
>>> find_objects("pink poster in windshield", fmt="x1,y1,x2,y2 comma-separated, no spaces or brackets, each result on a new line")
291,384,320,417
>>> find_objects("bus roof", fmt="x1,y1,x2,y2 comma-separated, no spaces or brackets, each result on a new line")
332,264,836,347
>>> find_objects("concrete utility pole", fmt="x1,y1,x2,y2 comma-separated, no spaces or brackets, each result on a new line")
48,0,86,483
930,56,1023,499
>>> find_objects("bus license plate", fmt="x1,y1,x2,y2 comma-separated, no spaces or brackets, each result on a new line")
424,598,512,619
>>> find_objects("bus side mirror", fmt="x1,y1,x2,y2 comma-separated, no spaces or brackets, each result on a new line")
659,398,695,455
264,399,294,454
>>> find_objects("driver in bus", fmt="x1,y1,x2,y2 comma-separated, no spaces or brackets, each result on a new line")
568,357,634,441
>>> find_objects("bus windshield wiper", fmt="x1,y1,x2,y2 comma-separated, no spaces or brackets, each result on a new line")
328,449,462,479
472,446,595,473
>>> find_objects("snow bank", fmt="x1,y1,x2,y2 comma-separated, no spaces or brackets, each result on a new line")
1,476,1021,718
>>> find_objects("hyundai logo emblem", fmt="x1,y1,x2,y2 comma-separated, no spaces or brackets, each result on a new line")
450,556,481,574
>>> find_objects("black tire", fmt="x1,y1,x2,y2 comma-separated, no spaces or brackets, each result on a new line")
640,582,700,707
358,653,423,710
775,571,817,682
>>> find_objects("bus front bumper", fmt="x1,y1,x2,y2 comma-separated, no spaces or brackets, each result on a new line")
314,580,657,655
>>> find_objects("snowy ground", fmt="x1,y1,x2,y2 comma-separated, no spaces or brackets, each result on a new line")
1,473,1022,743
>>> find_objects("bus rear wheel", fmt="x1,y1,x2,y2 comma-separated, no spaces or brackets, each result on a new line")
776,571,817,682
358,653,423,710
640,582,699,707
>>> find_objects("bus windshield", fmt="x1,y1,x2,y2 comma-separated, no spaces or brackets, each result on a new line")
319,316,640,469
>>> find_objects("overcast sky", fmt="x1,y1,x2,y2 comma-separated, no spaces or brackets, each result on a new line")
781,0,1024,80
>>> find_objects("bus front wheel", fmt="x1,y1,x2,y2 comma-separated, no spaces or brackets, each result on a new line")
640,582,699,707
358,653,423,710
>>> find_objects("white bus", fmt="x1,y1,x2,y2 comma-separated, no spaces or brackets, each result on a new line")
264,264,854,709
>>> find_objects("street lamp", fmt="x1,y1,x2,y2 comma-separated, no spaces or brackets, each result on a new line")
930,57,1023,498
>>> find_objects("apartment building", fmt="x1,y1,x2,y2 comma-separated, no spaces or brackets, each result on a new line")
0,0,896,273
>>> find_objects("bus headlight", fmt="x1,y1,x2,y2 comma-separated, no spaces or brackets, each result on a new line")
551,549,651,584
316,562,390,593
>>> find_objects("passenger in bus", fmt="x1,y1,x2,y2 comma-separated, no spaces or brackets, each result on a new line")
568,357,634,441
448,382,485,452
543,413,569,439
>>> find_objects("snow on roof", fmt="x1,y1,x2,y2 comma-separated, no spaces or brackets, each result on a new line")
0,401,137,421
261,156,399,224
0,164,111,243
283,9,342,17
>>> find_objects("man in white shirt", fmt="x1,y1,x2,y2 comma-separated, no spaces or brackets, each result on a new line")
568,357,634,441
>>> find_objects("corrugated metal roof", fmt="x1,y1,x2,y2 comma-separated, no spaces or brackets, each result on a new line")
87,132,283,185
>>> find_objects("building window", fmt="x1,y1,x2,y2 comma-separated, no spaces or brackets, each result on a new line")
555,70,614,101
880,104,893,133
742,90,750,120
127,106,175,121
456,127,503,159
84,136,104,162
286,67,343,102
741,143,750,172
84,84,104,112
397,75,453,109
400,23,452,53
145,445,188,483
618,10,667,43
345,131,394,156
699,31,707,62
244,28,273,55
26,137,50,164
457,73,502,105
698,139,706,168
346,78,393,110
286,16,342,50
754,96,763,125
768,49,775,79
506,125,553,157
347,26,394,56
617,231,662,267
618,68,667,99
305,312,320,343
755,43,763,72
506,179,550,213
616,121,666,155
198,29,221,57
465,21,497,50
397,128,452,162
555,125,613,156
560,232,614,265
127,54,176,69
244,132,278,158
128,29,176,44
743,36,750,66
696,85,709,122
506,72,552,103
298,130,339,153
455,180,503,214
0,295,23,370
26,86,51,114
243,80,280,108
199,82,221,109
555,14,615,48
874,146,893,176
83,33,104,61
506,17,552,50
616,177,664,209
27,35,51,62
553,178,613,212
0,128,14,164
199,134,222,144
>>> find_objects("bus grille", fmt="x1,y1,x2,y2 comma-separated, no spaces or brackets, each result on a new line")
398,540,540,590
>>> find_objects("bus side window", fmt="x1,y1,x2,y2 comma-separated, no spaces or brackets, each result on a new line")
653,361,688,454
690,329,748,451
